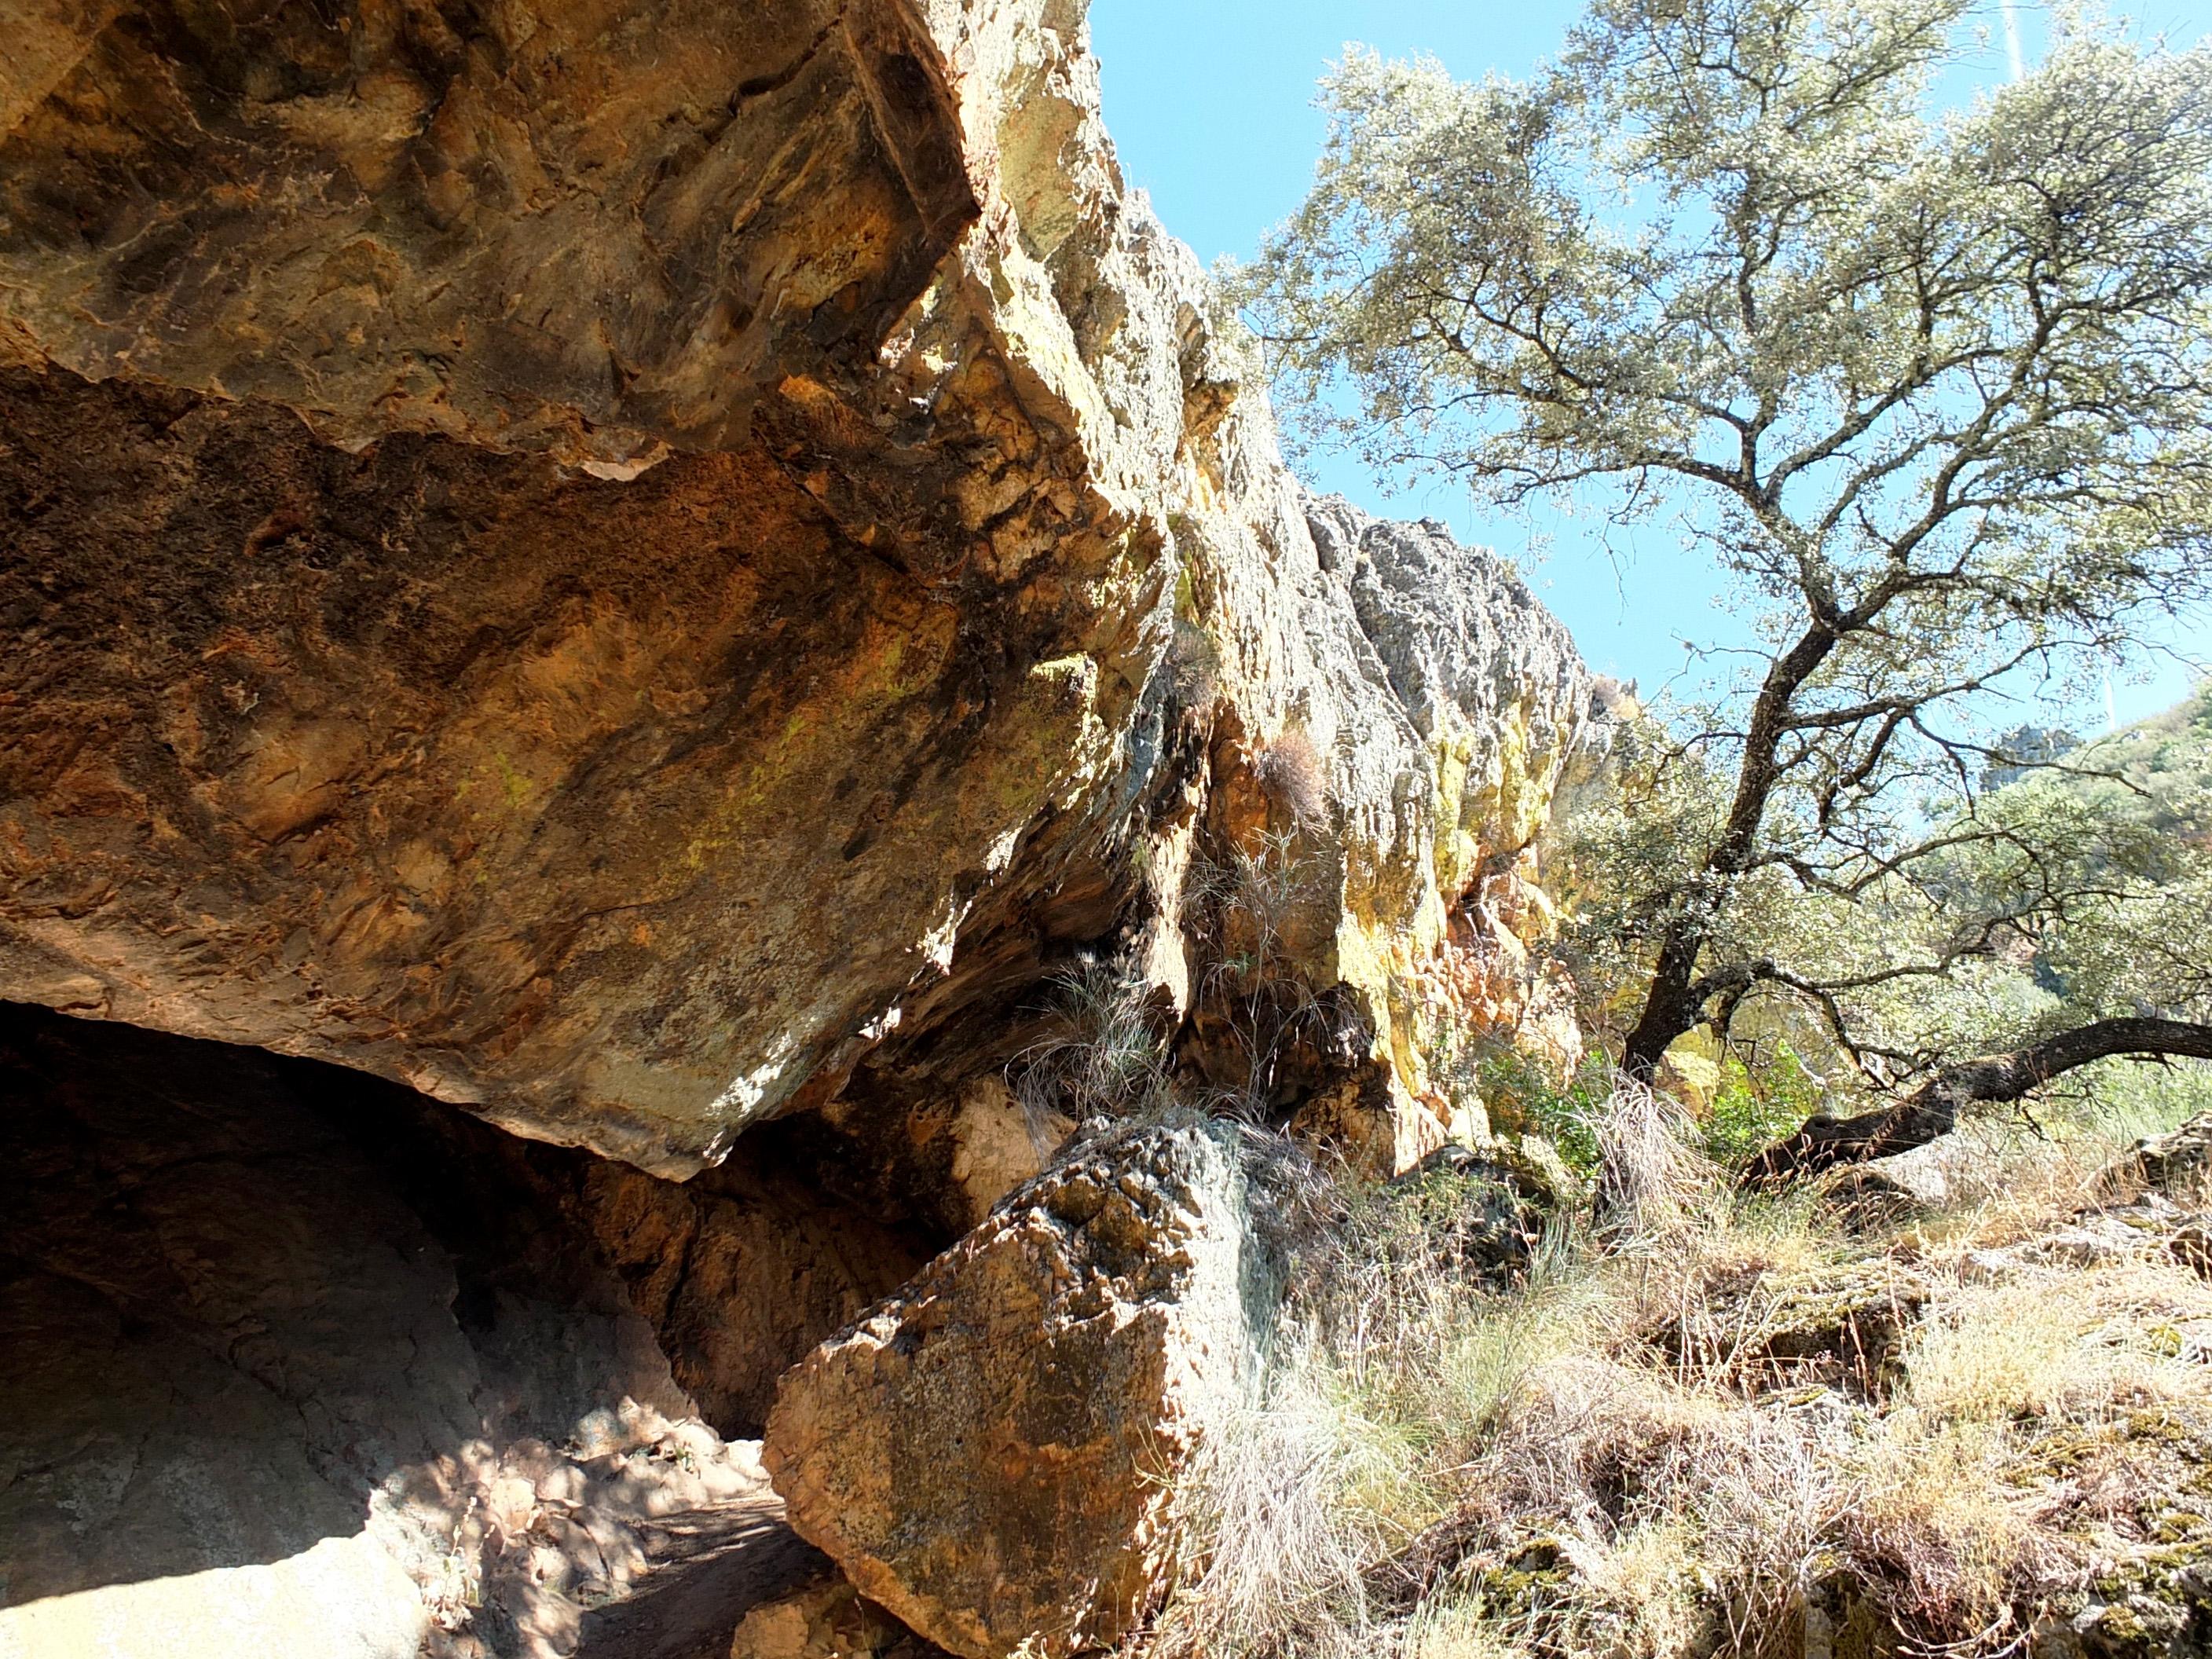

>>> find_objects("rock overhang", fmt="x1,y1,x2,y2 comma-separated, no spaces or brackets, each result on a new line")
0,0,1596,1179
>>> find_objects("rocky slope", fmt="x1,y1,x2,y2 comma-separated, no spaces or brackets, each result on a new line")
0,0,1595,1654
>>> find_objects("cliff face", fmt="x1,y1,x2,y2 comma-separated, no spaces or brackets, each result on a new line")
0,3,1602,1654
0,0,1588,1177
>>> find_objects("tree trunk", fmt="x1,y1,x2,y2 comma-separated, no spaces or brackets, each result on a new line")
1621,930,1708,1079
1742,1016,2212,1183
1620,621,1841,1080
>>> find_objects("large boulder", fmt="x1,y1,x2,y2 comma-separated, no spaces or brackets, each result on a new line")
762,1119,1283,1659
0,0,1590,1182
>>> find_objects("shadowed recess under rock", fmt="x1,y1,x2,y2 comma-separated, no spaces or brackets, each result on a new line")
0,1002,914,1657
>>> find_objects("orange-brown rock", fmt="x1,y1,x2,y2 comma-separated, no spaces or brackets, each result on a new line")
762,1119,1280,1659
1,0,1592,1182
730,1568,947,1659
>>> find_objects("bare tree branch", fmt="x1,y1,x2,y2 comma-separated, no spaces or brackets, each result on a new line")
1745,1017,2212,1181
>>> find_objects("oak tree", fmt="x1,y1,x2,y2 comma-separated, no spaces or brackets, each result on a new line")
1251,0,2212,1155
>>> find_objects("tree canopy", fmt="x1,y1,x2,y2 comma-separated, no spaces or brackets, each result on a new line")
1249,0,2212,1155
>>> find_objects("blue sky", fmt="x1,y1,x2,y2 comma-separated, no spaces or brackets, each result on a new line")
1090,0,2212,727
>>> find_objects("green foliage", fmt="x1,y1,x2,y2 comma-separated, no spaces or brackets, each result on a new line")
2064,1053,2212,1150
1528,687,2212,1163
1475,1047,1620,1175
1249,0,2212,1107
2067,681,2212,843
1464,1031,1813,1181
1545,712,1730,1019
1250,0,2212,582
1701,1042,1825,1166
1885,685,2212,1056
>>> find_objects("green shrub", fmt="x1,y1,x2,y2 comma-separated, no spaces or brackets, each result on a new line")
1470,1047,1616,1177
1701,1042,1825,1169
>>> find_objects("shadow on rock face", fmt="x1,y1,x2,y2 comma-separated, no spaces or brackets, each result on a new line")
0,1003,908,1657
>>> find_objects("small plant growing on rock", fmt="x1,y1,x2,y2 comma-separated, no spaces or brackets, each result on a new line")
1165,616,1223,712
1010,957,1174,1130
1186,833,1353,1123
1254,727,1328,826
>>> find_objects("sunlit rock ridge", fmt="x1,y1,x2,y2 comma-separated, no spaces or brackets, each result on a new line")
0,0,1592,1177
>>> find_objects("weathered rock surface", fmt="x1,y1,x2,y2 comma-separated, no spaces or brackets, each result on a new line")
762,1119,1282,1659
1955,1115,2212,1286
563,1139,934,1437
1302,499,1588,1055
0,0,1591,1181
0,0,974,465
2097,1115,2212,1201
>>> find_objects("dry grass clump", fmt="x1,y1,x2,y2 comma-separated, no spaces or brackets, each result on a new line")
1254,728,1328,826
1843,1415,2045,1637
1902,1269,2207,1421
1151,1087,2212,1659
1152,1217,1604,1658
1012,959,1172,1126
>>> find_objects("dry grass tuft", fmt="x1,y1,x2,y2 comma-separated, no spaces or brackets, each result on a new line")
1844,1412,2071,1637
1255,728,1328,826
1152,1086,2212,1658
1011,959,1170,1127
1588,1075,1710,1243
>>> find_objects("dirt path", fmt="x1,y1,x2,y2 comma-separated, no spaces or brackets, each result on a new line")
577,1495,827,1659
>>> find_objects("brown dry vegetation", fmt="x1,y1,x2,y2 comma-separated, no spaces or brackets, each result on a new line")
1152,1086,2212,1659
1254,730,1329,827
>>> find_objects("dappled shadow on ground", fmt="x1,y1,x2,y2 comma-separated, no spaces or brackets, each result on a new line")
0,1004,822,1657
578,1506,827,1659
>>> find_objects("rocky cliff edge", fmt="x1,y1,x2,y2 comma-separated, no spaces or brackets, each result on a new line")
0,0,1593,1180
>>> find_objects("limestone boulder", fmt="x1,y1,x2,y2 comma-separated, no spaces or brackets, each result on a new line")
0,0,1592,1182
1303,499,1587,904
762,1119,1282,1659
